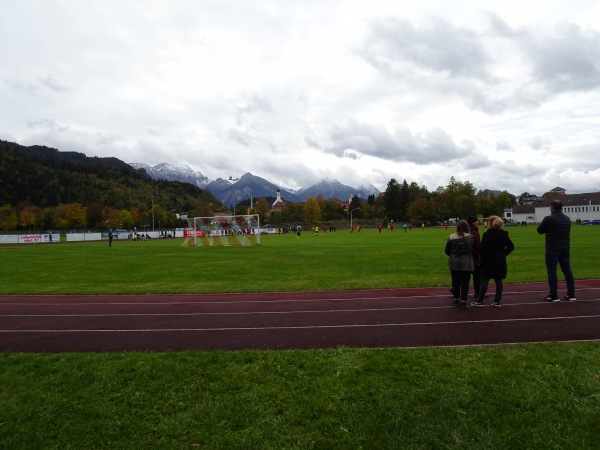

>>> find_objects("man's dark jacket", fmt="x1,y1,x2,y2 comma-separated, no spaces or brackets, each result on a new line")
537,211,571,250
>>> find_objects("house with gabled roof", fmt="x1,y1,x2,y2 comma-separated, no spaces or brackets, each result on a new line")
548,186,567,195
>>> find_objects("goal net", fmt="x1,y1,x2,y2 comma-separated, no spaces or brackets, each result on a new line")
182,214,261,247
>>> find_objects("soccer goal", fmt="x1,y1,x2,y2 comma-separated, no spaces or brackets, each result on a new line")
182,214,261,247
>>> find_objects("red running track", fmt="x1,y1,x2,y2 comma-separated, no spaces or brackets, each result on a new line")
1,280,600,352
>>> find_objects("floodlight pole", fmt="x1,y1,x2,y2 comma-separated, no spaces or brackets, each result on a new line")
152,196,155,231
350,207,360,229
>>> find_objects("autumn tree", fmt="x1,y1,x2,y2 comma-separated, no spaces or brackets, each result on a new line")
118,209,136,230
456,194,477,219
444,177,477,219
496,190,514,212
282,203,304,223
152,204,171,229
54,203,86,229
234,204,249,216
269,210,282,225
407,193,433,224
254,197,271,224
321,198,344,221
18,204,39,230
86,202,104,229
104,207,121,229
0,204,17,230
476,195,495,218
303,196,321,222
316,194,326,213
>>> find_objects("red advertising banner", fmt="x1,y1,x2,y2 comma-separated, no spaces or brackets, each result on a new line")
183,230,206,237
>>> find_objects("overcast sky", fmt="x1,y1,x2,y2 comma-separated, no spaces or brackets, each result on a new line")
2,1,600,195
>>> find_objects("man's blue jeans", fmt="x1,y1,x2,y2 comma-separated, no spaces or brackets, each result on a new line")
545,247,575,298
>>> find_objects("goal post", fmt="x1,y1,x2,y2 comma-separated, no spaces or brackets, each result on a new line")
182,214,261,247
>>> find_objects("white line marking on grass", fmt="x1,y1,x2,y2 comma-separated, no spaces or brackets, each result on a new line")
2,314,599,333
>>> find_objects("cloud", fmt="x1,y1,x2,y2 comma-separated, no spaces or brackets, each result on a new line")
359,16,492,81
523,22,600,93
26,119,69,132
228,128,253,146
325,119,475,164
235,93,274,126
357,14,600,115
37,75,69,93
2,2,600,196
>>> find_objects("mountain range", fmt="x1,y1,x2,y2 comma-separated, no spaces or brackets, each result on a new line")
130,163,380,205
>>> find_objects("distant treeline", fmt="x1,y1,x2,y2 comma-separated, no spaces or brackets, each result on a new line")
0,140,517,231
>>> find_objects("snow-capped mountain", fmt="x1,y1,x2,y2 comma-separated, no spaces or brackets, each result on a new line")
130,163,210,187
206,173,299,206
296,179,379,202
130,162,380,204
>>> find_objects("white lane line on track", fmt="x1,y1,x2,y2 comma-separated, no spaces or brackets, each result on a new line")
1,314,600,333
2,288,600,307
2,297,600,317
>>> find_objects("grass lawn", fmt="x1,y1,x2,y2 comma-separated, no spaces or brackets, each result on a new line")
1,225,599,448
2,224,599,295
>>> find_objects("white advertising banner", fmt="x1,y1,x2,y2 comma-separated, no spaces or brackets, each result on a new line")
18,234,42,244
0,233,59,244
0,235,19,244
67,233,102,242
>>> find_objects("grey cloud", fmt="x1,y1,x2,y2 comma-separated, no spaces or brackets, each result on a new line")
462,150,490,170
325,119,474,164
5,78,38,94
359,17,492,82
523,23,600,93
228,128,253,146
38,75,69,93
496,140,513,151
344,150,359,160
304,134,322,150
485,13,520,38
235,94,274,126
358,15,600,115
529,136,550,151
26,119,69,132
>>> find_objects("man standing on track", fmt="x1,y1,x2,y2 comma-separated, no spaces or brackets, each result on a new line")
537,199,576,302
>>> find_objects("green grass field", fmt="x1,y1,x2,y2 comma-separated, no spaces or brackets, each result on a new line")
1,225,600,448
2,225,599,295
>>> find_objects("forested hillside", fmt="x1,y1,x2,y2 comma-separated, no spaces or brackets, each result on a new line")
0,140,224,231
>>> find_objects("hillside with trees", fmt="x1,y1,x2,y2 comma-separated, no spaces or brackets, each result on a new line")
0,140,225,231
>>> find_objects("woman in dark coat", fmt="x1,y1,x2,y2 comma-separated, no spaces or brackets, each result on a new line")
445,220,475,308
472,218,514,307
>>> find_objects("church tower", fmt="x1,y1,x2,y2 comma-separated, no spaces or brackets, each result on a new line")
272,188,286,211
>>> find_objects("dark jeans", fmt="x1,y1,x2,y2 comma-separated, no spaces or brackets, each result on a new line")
472,267,481,296
450,270,472,301
478,276,503,302
545,247,575,298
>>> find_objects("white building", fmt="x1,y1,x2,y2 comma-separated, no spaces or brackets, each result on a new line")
271,188,287,212
506,191,600,224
